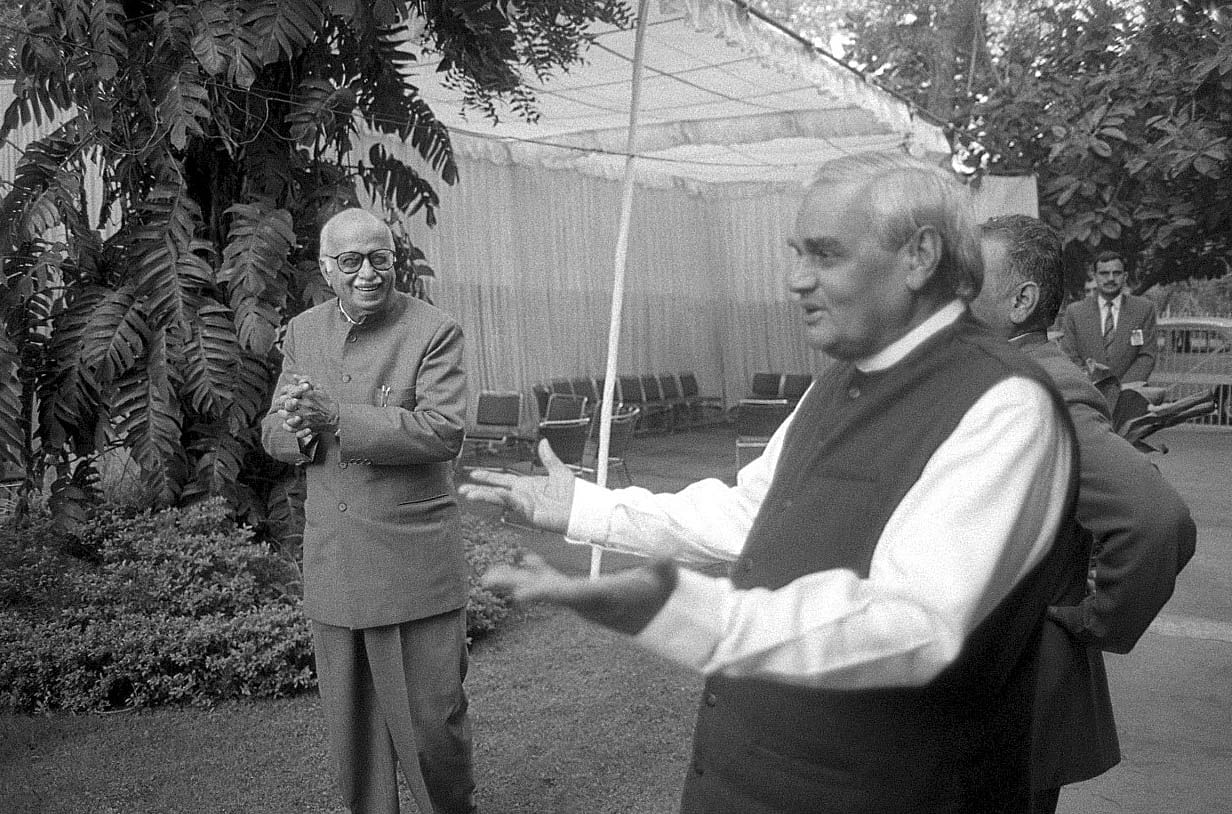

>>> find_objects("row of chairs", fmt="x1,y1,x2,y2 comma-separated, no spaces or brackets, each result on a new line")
749,372,813,403
535,372,724,433
462,390,643,485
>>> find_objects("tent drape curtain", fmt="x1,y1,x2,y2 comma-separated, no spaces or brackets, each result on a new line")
394,154,833,432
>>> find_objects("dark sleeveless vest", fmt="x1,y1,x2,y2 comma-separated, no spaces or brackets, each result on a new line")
680,315,1080,814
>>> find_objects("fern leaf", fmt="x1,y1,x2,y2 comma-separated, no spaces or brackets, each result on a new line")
182,303,239,416
362,144,442,225
130,183,205,331
244,0,325,64
0,335,25,473
88,0,128,81
183,422,246,502
189,1,233,77
229,350,272,428
111,331,186,505
219,202,294,355
39,287,105,450
159,67,212,151
80,286,149,385
285,78,358,147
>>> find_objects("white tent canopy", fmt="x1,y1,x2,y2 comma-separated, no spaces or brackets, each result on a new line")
403,0,949,191
364,0,1035,433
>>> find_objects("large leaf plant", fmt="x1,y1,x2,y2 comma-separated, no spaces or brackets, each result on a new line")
0,0,629,537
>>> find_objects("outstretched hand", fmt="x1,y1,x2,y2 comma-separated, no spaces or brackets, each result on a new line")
482,553,678,636
459,439,576,534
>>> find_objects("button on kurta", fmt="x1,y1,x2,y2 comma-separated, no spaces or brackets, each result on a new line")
338,502,348,511
847,386,861,399
347,334,358,343
704,692,718,707
339,462,348,469
341,373,352,383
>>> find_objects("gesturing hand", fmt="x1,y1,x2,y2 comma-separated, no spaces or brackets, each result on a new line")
459,440,576,535
482,553,678,635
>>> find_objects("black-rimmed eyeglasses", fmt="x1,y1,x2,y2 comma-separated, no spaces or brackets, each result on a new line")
324,250,396,274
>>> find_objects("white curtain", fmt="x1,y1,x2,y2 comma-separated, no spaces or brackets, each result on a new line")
398,153,830,433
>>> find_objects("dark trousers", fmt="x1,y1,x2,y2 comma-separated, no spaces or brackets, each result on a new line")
313,609,476,814
1032,786,1062,814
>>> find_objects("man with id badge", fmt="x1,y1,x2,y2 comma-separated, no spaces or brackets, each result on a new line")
1060,249,1158,385
262,208,477,814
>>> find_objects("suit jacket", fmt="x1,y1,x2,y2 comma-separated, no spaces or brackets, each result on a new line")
1060,293,1158,383
261,293,468,629
1016,333,1196,790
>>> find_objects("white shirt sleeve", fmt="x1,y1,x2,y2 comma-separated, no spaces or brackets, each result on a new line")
565,404,799,567
632,376,1073,689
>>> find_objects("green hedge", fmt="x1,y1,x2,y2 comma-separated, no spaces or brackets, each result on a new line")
0,500,522,713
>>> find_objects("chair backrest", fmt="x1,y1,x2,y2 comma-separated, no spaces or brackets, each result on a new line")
659,373,681,400
604,406,641,458
531,384,551,419
549,378,574,395
474,391,522,429
571,376,599,404
781,373,813,400
750,372,783,398
679,371,700,398
618,375,644,404
545,392,589,421
641,375,663,401
537,417,591,466
735,398,792,438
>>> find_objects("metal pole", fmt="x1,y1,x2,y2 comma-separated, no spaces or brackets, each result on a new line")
591,0,651,579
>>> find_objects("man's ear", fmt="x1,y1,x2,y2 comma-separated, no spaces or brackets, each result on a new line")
319,258,330,281
902,225,943,292
1009,280,1040,326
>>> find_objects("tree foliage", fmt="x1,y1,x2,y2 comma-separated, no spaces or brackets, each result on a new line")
966,0,1232,291
773,0,1232,293
0,0,630,532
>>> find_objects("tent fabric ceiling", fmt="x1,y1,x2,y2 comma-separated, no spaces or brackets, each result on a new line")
401,0,949,192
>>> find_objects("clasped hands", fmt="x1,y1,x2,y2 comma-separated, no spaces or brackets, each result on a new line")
275,375,340,442
460,441,677,635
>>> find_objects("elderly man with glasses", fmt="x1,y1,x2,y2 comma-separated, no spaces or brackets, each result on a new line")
261,208,476,814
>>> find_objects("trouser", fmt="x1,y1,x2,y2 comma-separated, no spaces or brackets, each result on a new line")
1031,786,1062,814
313,610,476,814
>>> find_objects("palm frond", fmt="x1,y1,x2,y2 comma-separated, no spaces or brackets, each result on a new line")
182,302,239,417
129,182,206,331
219,202,295,355
80,286,149,385
245,0,326,64
111,330,186,505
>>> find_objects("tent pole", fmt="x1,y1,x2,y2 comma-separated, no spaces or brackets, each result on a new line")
592,0,651,580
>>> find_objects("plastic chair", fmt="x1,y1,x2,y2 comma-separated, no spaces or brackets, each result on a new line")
578,406,641,486
734,398,792,470
750,372,783,398
461,391,526,465
679,371,725,426
544,392,589,421
534,417,592,471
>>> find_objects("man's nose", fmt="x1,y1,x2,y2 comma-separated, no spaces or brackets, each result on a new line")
788,264,817,293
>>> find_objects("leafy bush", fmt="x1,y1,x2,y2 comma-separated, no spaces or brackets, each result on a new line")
0,500,522,713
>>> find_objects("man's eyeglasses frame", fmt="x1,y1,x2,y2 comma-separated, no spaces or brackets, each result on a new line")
323,250,396,274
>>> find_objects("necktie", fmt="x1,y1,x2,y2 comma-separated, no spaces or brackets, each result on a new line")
1103,301,1115,343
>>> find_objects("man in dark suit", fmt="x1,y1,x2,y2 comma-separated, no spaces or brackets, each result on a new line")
464,154,1081,813
972,215,1196,814
1060,249,1158,383
262,209,476,814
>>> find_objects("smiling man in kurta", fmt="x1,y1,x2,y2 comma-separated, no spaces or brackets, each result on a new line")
262,208,475,814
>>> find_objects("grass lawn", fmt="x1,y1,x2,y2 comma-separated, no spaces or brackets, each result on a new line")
0,513,702,814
